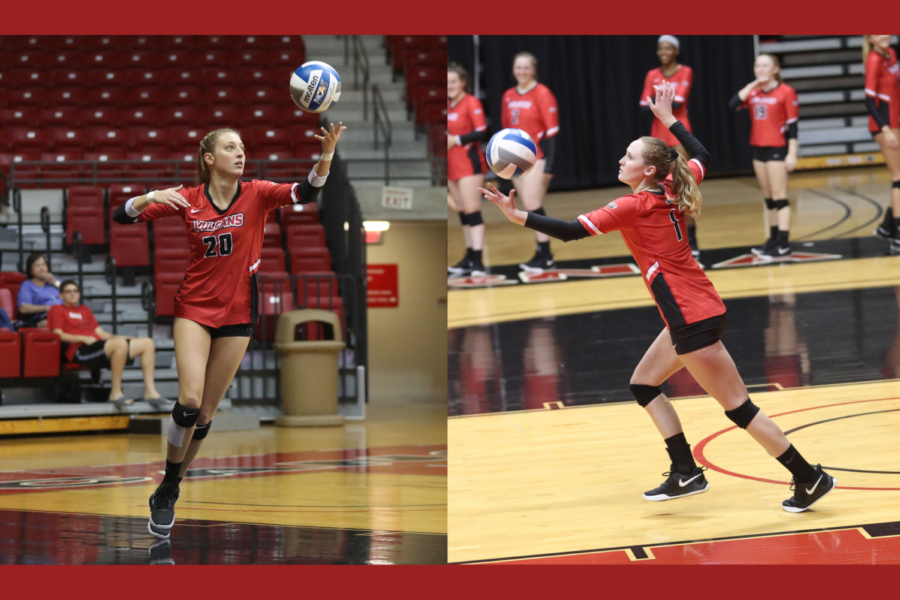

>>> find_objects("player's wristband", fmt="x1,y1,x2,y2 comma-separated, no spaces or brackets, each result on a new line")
124,197,145,218
318,152,334,162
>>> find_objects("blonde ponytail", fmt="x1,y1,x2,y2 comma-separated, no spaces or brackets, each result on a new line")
640,136,702,218
863,36,872,65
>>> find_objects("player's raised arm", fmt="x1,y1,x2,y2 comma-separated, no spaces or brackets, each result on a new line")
648,82,710,170
111,185,190,225
479,183,592,243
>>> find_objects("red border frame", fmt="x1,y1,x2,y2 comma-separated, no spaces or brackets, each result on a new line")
3,3,899,598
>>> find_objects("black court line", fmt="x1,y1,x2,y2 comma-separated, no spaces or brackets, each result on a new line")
453,520,900,565
834,187,885,238
794,188,853,242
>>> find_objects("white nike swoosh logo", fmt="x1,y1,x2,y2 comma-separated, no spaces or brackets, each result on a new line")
190,208,202,213
778,248,791,254
184,411,199,416
805,474,823,495
678,473,702,487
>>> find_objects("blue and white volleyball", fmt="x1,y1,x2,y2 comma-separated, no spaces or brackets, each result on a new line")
290,61,342,113
487,128,537,179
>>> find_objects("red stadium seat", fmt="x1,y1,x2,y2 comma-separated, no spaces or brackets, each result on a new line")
86,50,125,70
154,272,184,317
125,151,171,181
12,70,47,87
416,101,447,126
199,50,237,66
42,152,85,184
243,104,278,127
0,287,16,323
0,108,38,127
85,69,126,87
236,49,266,67
110,204,150,268
124,87,165,107
86,87,125,107
254,275,292,341
197,35,229,49
109,183,146,207
84,153,127,179
281,202,319,228
167,68,201,87
207,86,240,106
170,86,203,107
0,153,41,185
88,127,127,153
129,127,170,152
21,328,60,378
285,224,326,249
160,50,193,68
122,107,160,128
0,327,21,379
279,104,321,126
66,205,104,245
161,107,200,127
49,50,88,69
124,69,166,87
0,272,27,319
89,36,129,51
266,49,305,69
237,67,279,87
124,50,161,69
11,129,48,154
289,246,333,275
244,126,291,153
8,88,46,108
67,186,104,209
49,69,87,87
259,247,287,273
81,108,121,128
288,124,322,150
263,223,283,248
40,107,80,128
45,88,84,107
397,48,447,72
170,126,205,147
265,35,305,51
240,87,279,106
201,67,232,86
206,105,239,129
160,35,195,50
237,35,267,50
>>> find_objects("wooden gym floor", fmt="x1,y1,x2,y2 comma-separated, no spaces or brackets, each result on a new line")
448,166,900,564
0,398,446,565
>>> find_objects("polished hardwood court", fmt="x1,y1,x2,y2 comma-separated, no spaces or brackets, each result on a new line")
0,399,446,565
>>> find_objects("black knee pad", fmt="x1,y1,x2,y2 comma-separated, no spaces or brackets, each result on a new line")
764,197,775,210
773,199,789,211
629,384,663,408
192,420,212,440
459,212,468,226
892,180,900,190
466,211,484,226
725,399,760,429
532,207,547,217
171,401,201,428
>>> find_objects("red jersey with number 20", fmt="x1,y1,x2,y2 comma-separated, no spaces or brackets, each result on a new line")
500,83,559,159
138,180,308,328
738,84,799,147
576,159,725,328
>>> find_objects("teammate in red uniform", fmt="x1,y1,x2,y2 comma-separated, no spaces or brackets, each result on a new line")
448,62,489,276
730,54,800,259
481,82,835,513
864,35,900,254
501,52,559,272
113,123,346,538
640,36,700,257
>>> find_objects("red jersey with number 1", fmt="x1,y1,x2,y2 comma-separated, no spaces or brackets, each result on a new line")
138,180,309,328
864,48,900,132
640,65,694,146
576,159,725,328
738,83,799,147
500,83,559,159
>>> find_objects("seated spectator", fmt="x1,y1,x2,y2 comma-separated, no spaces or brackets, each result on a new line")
48,280,172,410
17,253,63,328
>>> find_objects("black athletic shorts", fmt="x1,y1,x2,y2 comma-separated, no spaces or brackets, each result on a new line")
751,146,788,162
669,313,727,355
72,339,136,370
206,323,253,339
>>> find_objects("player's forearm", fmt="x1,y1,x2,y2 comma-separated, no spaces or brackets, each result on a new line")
668,121,710,168
524,212,591,242
787,138,798,158
864,95,890,130
112,195,149,225
314,157,331,177
18,303,49,314
457,130,488,145
737,82,756,102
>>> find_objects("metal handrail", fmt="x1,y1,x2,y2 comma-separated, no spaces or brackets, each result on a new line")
72,231,83,302
372,85,393,184
105,255,117,335
40,206,51,272
13,188,23,273
344,35,371,120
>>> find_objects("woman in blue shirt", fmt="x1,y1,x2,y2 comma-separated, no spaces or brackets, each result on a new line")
17,253,63,328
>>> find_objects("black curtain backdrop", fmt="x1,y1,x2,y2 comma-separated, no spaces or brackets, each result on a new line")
449,36,757,192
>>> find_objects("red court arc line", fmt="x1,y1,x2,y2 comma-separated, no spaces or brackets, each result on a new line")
694,396,900,491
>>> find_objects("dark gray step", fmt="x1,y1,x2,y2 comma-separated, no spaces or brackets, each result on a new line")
787,75,865,93
799,101,867,118
782,49,868,66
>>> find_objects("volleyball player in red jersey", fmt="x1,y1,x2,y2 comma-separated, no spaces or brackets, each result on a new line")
448,62,489,276
730,54,799,260
640,36,700,257
482,82,835,512
113,123,346,538
864,35,900,254
501,52,560,272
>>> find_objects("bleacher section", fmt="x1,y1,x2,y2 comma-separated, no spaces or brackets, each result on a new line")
759,35,899,168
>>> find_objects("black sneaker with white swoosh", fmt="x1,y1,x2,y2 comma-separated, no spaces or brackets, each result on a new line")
643,465,710,501
782,465,835,513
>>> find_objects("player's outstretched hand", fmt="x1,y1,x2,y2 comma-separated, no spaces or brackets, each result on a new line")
479,183,525,225
315,122,347,154
647,80,676,123
151,185,190,209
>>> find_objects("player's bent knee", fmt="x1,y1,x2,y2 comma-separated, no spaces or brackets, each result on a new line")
724,399,760,429
629,384,663,408
168,401,201,448
764,197,775,210
773,199,789,211
892,180,900,189
466,211,484,226
192,420,212,440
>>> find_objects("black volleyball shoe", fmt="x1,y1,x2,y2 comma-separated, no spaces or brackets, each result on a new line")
874,207,893,240
752,237,777,257
782,465,836,513
148,481,180,539
520,251,555,273
448,256,472,276
643,465,710,501
148,539,176,565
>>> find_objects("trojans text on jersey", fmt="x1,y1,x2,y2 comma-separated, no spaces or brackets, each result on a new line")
192,213,245,233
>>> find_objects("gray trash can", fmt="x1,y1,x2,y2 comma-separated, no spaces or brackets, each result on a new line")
274,309,346,427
